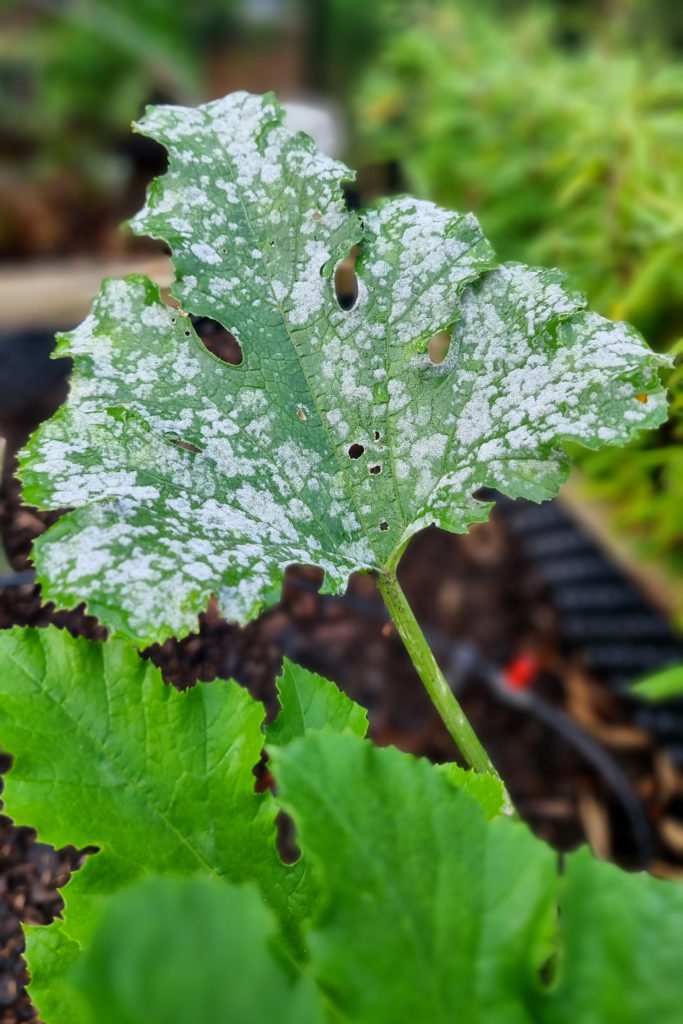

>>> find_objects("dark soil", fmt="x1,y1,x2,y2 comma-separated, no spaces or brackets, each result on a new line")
2,343,683,1021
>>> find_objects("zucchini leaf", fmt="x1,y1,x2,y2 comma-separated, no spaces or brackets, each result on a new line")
0,628,317,1020
19,92,669,643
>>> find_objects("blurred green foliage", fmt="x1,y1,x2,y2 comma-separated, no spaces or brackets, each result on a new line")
0,0,399,254
1,0,241,254
303,0,399,93
2,0,397,182
631,661,683,701
355,0,683,587
3,0,237,171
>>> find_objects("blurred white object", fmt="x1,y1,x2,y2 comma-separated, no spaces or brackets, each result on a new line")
281,99,345,159
237,0,285,26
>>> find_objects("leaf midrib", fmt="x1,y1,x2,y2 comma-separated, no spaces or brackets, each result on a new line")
185,116,382,565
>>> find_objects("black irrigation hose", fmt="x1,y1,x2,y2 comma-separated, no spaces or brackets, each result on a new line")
444,643,654,868
0,567,653,865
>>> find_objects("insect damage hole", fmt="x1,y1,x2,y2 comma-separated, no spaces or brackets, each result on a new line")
379,521,389,531
334,244,359,311
428,329,452,365
348,443,364,459
192,316,243,365
369,464,381,474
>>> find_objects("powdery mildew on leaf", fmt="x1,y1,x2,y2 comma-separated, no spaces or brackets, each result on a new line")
20,91,670,643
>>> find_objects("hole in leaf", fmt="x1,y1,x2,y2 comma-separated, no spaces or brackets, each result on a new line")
348,443,364,459
379,521,389,531
369,464,381,474
253,752,273,794
170,438,203,454
275,809,301,865
334,244,360,310
428,329,452,364
253,751,301,863
312,211,322,221
268,240,275,247
374,430,381,440
192,316,243,365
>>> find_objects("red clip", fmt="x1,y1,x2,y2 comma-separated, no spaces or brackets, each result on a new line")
503,653,538,691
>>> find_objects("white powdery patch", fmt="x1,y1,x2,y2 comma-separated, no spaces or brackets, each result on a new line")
140,305,174,329
218,572,271,623
209,276,241,297
40,518,138,587
410,433,447,468
168,217,193,236
388,379,410,413
339,364,373,404
190,242,222,265
274,439,322,493
271,280,288,302
288,239,331,327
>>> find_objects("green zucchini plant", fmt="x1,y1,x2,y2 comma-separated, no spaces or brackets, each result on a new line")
2,90,681,1023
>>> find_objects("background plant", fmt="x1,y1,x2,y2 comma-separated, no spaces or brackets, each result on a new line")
0,0,401,257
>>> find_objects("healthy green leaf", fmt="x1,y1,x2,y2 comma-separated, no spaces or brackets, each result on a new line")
436,761,506,818
73,878,325,1024
534,848,683,1024
22,929,91,1024
19,91,668,643
272,731,683,1024
266,656,368,746
5,630,683,1023
630,663,683,701
270,732,558,1024
0,626,311,1020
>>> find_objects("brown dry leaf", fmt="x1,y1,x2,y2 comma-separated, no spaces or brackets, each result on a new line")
654,750,683,803
659,817,683,856
649,860,683,882
577,789,611,860
588,723,653,750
